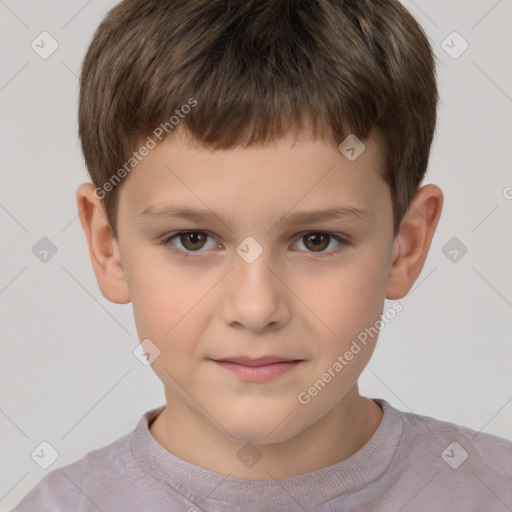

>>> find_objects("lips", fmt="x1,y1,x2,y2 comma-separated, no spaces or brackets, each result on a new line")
211,356,301,366
209,356,303,381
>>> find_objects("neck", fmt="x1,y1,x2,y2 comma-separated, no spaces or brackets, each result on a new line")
149,386,383,479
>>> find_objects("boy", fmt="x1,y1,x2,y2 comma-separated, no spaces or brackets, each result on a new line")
14,0,512,510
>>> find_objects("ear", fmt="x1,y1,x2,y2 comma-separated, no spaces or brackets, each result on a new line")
76,183,131,304
386,184,443,300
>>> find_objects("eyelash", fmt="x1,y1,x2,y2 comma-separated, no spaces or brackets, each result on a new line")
159,231,350,258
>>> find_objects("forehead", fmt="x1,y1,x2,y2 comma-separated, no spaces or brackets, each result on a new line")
118,128,386,218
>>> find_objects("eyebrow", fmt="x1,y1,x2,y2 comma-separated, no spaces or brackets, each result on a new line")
138,205,371,227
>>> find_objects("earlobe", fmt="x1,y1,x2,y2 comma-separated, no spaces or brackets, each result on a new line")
385,184,443,300
76,183,131,304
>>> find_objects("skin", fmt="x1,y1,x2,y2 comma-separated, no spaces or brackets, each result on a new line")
76,127,443,479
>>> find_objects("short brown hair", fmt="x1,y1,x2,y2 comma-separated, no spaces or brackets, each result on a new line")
78,0,438,239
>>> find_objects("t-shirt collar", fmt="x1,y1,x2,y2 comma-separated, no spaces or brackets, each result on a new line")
131,398,402,510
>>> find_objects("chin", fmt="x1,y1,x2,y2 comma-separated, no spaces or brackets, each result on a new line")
217,406,305,446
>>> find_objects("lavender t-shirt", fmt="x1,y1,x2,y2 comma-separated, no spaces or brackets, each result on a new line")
13,398,512,511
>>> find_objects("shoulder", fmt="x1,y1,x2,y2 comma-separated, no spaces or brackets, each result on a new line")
380,399,512,504
397,403,512,474
371,399,512,510
13,426,137,511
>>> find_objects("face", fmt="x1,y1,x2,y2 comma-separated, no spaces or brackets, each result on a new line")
115,129,397,445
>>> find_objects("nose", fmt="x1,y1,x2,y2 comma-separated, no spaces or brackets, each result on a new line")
220,248,291,334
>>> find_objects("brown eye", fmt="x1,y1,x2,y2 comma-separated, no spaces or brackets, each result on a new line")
162,231,219,257
178,232,208,251
293,232,348,256
302,233,331,252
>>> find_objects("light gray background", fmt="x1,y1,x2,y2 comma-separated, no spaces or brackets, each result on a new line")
1,0,511,510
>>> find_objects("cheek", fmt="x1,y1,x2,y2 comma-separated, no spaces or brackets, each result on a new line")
124,249,199,346
344,257,389,316
310,249,391,352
